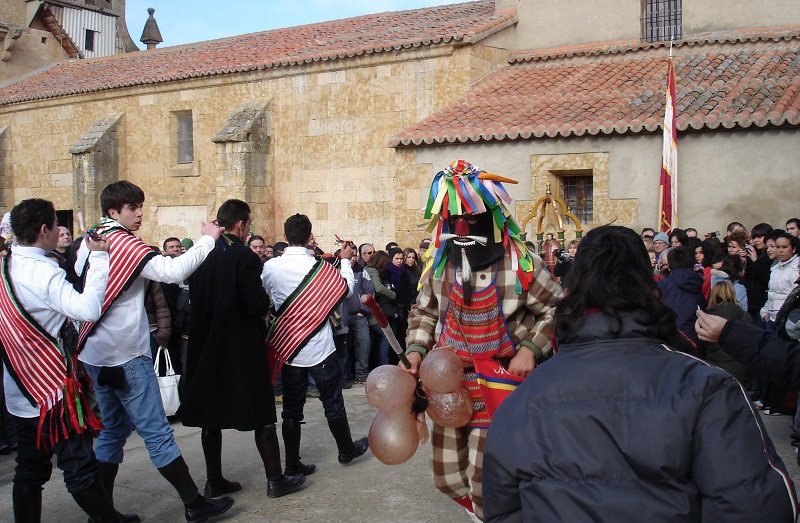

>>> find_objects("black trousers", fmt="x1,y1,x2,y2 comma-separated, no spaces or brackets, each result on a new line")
11,414,98,494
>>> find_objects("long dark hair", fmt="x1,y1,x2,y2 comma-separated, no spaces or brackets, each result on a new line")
402,247,422,276
556,225,677,340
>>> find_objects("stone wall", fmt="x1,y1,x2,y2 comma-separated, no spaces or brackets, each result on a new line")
397,128,800,242
494,0,800,51
0,27,69,83
0,41,507,250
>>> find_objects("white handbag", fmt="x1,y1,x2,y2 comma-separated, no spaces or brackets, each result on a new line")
154,347,181,416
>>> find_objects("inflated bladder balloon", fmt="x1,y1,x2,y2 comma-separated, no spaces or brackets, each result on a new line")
426,387,473,428
365,365,417,411
418,347,463,393
368,408,419,465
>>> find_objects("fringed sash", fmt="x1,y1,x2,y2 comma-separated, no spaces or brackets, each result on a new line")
77,225,157,351
266,259,348,384
0,252,102,448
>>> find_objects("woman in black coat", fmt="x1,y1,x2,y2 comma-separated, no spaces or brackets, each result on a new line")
483,226,796,522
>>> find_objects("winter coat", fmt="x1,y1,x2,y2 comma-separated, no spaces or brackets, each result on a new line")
145,280,172,348
704,301,753,384
746,251,773,315
762,255,800,322
180,235,275,430
483,311,796,522
658,268,707,344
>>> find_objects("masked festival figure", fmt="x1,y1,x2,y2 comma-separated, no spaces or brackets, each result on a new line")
402,160,562,521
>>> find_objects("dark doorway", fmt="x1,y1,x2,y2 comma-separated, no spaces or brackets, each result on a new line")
56,210,74,235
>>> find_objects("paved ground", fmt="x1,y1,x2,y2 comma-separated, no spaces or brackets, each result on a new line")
1,384,799,522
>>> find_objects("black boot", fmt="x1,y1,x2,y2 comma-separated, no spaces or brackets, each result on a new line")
72,480,118,523
157,455,234,522
13,483,42,523
201,429,241,498
281,419,316,476
327,416,369,465
95,462,140,523
255,425,305,498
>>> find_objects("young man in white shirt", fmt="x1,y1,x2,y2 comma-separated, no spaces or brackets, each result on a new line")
76,181,232,522
1,198,123,521
262,214,369,476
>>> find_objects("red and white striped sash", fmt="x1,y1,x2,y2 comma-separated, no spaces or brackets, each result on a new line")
0,253,67,410
0,252,102,448
266,259,348,384
77,227,156,350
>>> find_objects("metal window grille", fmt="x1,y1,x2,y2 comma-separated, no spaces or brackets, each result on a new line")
562,176,593,223
177,114,194,164
641,0,681,43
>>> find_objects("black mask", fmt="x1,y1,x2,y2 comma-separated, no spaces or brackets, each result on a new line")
444,212,505,272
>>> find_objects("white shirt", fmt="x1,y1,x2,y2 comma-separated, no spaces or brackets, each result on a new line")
76,219,215,366
261,247,353,367
3,245,109,417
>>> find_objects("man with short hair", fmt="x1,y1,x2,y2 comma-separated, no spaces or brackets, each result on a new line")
1,199,127,522
262,214,369,476
418,238,431,260
247,235,267,263
786,218,800,238
359,243,375,267
181,200,305,499
640,228,655,241
272,241,288,257
56,226,73,255
264,244,274,261
685,228,698,238
162,237,182,258
76,181,232,522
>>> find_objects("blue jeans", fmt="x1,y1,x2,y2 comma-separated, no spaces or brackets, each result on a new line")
370,323,390,366
84,356,181,468
281,352,346,422
349,315,371,380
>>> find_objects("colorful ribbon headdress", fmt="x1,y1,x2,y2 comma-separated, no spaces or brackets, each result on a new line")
420,160,535,294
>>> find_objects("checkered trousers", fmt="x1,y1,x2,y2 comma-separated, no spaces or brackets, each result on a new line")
431,423,487,520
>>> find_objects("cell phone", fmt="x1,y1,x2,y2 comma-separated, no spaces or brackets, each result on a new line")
709,231,719,238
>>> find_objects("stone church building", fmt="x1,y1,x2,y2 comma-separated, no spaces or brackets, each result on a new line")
0,0,798,248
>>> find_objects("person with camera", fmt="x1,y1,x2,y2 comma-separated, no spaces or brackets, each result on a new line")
553,239,579,282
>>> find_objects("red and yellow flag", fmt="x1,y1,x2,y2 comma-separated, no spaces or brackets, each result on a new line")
658,57,678,232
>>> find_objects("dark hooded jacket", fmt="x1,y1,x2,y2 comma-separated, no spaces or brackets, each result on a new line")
658,268,707,344
483,311,796,523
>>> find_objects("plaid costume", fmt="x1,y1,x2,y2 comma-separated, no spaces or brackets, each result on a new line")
431,424,486,520
407,255,561,518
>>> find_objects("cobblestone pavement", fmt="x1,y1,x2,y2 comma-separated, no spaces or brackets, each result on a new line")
0,384,798,522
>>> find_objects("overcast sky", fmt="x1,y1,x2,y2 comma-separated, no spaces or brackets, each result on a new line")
126,0,455,47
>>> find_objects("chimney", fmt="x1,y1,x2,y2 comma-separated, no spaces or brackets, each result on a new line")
140,7,163,50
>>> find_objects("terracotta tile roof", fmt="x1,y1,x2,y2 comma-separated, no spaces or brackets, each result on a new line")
390,26,800,146
0,1,514,107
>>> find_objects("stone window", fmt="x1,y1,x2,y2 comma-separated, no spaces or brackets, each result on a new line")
560,174,593,223
641,0,681,43
177,113,194,164
85,29,96,52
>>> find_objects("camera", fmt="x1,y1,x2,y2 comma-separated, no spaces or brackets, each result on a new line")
709,231,720,238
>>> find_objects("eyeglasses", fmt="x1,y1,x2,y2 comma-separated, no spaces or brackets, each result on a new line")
363,251,375,256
